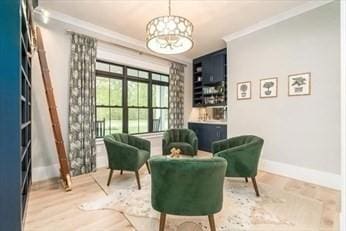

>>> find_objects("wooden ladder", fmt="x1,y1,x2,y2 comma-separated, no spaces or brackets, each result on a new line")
36,27,72,191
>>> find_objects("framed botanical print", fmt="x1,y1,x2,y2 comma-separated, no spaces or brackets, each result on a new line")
237,81,251,100
288,72,311,96
260,77,278,98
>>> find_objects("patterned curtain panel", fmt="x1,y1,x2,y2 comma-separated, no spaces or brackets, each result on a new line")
68,33,97,176
169,63,185,129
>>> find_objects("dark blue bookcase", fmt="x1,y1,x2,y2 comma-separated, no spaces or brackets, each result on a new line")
0,0,33,230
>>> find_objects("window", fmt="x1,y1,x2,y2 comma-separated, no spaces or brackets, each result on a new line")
95,60,169,136
95,67,123,137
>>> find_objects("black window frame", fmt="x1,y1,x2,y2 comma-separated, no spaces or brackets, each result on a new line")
95,60,169,137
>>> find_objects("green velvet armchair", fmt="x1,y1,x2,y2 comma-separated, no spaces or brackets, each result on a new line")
104,134,151,189
149,156,227,231
162,129,198,156
212,135,264,197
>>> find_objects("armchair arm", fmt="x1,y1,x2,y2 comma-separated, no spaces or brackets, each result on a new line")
104,137,141,170
214,142,262,177
130,135,151,152
211,138,230,155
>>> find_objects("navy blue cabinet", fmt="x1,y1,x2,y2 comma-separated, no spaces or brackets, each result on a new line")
202,51,226,85
188,123,227,152
0,0,33,230
193,48,227,107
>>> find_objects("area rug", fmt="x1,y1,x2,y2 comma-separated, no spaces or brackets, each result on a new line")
80,172,323,231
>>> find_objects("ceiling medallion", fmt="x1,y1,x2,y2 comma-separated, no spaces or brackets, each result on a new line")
146,0,193,54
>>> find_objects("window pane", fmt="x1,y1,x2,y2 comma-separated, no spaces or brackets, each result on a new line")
110,65,123,75
128,108,148,134
96,62,109,72
152,84,160,107
127,68,138,77
161,75,169,82
152,73,161,81
138,82,148,106
110,108,122,134
96,77,109,106
128,108,138,134
153,109,168,132
128,81,138,107
161,85,169,108
96,107,110,136
138,70,149,79
152,84,168,108
110,79,122,106
139,109,148,133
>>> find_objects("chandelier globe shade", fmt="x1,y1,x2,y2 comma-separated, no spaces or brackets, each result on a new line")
146,1,193,55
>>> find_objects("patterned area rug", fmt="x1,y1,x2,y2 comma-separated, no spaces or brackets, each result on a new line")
80,172,323,231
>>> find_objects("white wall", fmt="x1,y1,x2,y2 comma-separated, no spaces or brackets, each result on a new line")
31,23,193,182
227,2,340,188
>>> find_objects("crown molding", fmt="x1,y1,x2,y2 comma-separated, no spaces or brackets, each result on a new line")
35,8,192,64
223,0,334,42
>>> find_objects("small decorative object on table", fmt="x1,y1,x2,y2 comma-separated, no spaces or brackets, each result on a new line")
170,148,181,158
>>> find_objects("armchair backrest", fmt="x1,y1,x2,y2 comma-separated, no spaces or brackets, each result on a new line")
149,156,227,216
212,135,264,177
229,135,263,151
164,128,196,143
110,133,129,144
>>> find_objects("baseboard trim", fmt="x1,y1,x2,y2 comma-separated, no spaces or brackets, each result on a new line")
259,159,341,190
32,155,108,182
32,163,60,182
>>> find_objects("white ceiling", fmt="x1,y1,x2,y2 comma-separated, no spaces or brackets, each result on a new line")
40,0,312,59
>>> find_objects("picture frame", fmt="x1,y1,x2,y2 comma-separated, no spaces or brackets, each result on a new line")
288,72,311,96
260,77,278,98
237,81,251,100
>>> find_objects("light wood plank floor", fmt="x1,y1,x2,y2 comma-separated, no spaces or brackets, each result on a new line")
25,165,340,231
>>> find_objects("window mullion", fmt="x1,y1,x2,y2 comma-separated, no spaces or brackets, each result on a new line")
123,66,128,133
149,72,153,133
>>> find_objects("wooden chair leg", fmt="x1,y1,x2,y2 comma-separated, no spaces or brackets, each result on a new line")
146,161,151,174
251,176,260,197
245,177,248,183
159,213,166,231
107,169,113,186
135,171,141,190
120,169,123,175
208,214,216,231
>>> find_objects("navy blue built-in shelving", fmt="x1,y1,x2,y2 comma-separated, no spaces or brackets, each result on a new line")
192,48,227,107
0,0,33,230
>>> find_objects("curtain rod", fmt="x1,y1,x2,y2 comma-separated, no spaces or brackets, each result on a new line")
65,29,188,67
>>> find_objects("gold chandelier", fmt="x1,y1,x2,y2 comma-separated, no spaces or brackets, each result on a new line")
146,0,193,55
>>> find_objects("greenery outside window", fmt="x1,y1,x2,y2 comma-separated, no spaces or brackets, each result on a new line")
95,60,169,137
